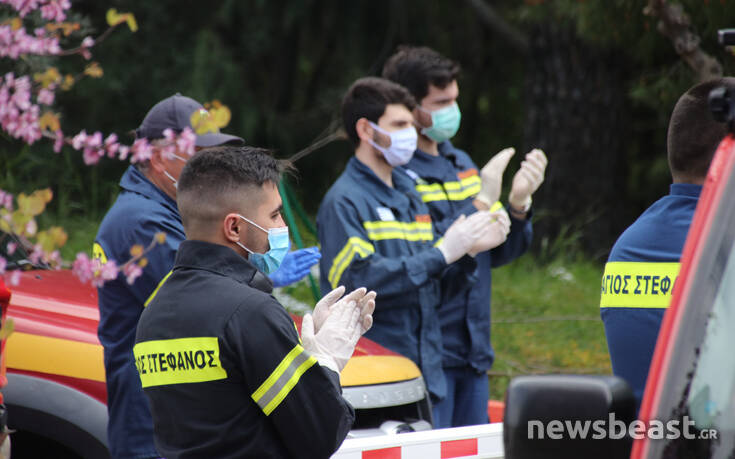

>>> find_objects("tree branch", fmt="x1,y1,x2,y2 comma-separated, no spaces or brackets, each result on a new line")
644,0,723,82
464,0,529,54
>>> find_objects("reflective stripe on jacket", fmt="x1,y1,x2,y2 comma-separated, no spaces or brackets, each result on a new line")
400,141,532,371
136,240,354,459
317,157,476,400
600,183,701,409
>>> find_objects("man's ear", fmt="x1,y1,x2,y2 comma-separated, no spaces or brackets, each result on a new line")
222,213,241,243
355,117,374,143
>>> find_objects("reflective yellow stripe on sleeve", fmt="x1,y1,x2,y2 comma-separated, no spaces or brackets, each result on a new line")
327,237,375,288
363,220,434,242
144,270,173,307
489,201,504,213
415,182,448,202
92,242,108,263
133,337,228,388
415,173,481,202
251,344,317,416
600,261,681,308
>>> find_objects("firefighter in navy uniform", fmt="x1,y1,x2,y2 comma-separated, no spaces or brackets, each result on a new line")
382,46,547,427
601,78,735,411
318,77,510,405
135,146,375,459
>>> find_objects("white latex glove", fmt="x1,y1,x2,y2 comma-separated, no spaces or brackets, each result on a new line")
438,211,493,264
476,147,515,207
509,148,548,210
313,286,375,334
356,290,376,334
469,208,511,255
301,297,363,373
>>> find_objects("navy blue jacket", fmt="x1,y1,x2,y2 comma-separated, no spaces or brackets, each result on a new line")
317,157,476,400
600,183,701,410
400,141,532,371
95,166,184,459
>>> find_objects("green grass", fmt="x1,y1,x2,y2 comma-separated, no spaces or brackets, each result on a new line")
489,256,611,400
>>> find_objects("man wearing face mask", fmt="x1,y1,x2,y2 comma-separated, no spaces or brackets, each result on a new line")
135,146,373,458
317,77,509,406
94,94,321,458
383,46,548,427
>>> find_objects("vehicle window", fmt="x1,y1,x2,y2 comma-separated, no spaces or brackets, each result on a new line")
651,167,735,459
683,236,735,456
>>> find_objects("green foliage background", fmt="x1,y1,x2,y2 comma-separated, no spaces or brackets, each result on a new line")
4,0,734,253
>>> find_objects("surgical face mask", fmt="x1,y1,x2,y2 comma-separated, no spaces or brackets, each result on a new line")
367,122,418,167
419,102,461,143
235,215,290,274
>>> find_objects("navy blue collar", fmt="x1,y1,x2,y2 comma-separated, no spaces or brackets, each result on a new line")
347,157,415,208
119,165,179,213
669,183,702,198
174,240,273,293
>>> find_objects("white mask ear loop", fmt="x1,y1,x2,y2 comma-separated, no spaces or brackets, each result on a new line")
234,215,266,257
163,170,178,189
237,214,268,234
235,241,254,255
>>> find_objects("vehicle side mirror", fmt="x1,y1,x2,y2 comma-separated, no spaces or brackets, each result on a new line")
503,375,635,459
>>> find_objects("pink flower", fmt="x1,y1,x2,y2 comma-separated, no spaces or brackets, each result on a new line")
117,145,130,161
163,128,176,143
99,260,118,281
53,129,64,153
37,87,54,105
81,36,94,48
0,23,61,58
40,0,71,22
28,244,44,264
7,270,21,286
0,190,13,211
176,127,196,157
82,147,102,165
71,130,87,149
123,263,143,285
72,252,94,284
0,73,42,144
104,133,119,157
25,219,37,236
0,256,6,274
6,242,16,255
130,138,152,163
86,131,102,148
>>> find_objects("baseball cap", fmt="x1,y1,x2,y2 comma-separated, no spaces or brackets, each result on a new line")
135,93,244,147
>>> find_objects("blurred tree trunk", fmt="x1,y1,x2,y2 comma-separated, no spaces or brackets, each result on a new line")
523,25,629,259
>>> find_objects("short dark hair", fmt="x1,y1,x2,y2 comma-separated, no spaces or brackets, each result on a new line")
341,77,416,145
667,77,735,181
177,146,288,233
382,45,460,103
